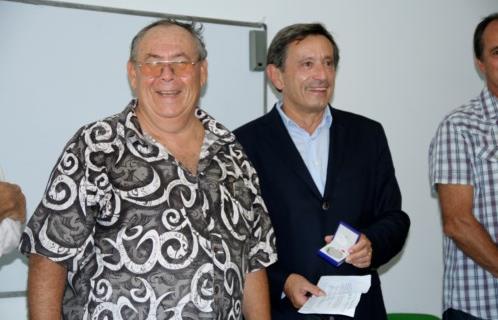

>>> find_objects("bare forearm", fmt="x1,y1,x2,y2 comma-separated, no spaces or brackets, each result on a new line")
445,217,498,277
242,269,271,320
28,254,67,320
438,184,498,277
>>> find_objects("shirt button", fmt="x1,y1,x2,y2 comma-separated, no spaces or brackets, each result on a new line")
322,201,330,210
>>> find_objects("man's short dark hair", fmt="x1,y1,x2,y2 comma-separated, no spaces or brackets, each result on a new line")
474,12,498,61
267,23,339,70
130,19,207,62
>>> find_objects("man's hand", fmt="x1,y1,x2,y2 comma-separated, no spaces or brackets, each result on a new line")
324,233,373,268
0,181,26,222
283,273,325,309
346,234,372,268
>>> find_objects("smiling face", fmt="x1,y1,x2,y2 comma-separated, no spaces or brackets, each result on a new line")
477,20,498,98
127,24,207,128
268,35,336,115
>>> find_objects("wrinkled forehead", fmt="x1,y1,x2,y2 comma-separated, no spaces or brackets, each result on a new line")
136,25,198,60
287,35,334,59
483,20,498,48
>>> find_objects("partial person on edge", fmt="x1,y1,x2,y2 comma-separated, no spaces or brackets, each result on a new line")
0,179,26,257
429,12,498,320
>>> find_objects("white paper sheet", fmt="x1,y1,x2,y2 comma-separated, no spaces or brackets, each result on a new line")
298,275,371,317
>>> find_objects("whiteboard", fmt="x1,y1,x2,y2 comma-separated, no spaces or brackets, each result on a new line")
0,0,266,294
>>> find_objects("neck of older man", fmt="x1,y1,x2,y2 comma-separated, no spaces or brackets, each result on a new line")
136,107,205,175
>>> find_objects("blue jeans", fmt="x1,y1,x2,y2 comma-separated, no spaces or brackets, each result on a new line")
443,308,483,320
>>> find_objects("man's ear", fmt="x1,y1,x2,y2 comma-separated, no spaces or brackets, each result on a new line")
266,64,284,92
474,58,486,76
127,60,137,94
199,59,208,87
475,57,486,75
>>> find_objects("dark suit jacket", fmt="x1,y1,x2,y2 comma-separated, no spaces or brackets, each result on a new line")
234,105,410,320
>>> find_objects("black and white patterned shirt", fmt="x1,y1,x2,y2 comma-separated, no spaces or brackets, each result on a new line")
20,100,277,320
429,86,498,320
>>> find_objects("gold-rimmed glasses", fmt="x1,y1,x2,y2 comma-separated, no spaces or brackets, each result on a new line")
135,60,199,77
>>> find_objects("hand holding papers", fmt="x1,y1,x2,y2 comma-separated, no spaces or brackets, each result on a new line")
318,222,360,266
298,275,371,317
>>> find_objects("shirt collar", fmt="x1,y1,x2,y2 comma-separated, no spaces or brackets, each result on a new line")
121,99,235,158
481,85,498,120
276,101,333,136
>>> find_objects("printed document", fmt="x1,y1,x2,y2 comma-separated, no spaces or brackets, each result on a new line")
298,275,371,317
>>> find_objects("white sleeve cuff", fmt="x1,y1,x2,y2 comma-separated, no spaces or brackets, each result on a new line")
0,218,22,257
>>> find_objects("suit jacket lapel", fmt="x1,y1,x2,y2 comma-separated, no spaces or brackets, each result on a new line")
264,107,322,199
324,107,346,198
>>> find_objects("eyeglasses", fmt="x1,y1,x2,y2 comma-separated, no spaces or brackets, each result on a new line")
135,60,199,77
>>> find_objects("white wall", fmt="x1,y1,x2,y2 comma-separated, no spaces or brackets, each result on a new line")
2,0,498,318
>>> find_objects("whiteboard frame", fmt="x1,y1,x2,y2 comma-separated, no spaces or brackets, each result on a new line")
4,0,268,112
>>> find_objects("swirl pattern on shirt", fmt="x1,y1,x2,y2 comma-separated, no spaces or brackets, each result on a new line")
20,100,277,320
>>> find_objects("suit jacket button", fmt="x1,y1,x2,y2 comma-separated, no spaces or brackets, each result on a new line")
322,201,330,210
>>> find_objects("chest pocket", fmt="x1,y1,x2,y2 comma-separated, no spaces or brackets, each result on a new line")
475,126,498,163
474,127,498,186
477,145,498,162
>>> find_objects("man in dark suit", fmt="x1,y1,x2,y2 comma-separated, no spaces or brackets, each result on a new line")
234,23,410,320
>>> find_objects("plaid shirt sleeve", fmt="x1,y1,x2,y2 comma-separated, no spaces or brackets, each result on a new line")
429,118,474,187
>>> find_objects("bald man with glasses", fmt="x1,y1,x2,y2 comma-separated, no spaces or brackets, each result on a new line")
21,19,276,320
